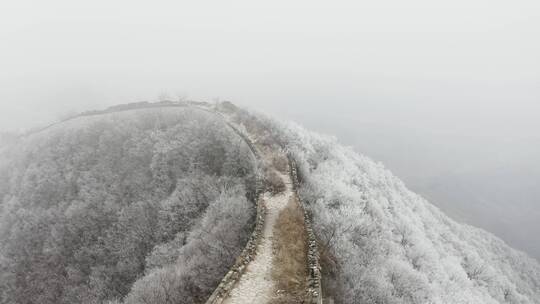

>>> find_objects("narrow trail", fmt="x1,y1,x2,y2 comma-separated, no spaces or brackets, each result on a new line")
223,170,293,304
206,105,320,304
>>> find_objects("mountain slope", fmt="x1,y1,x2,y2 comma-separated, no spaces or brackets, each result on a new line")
0,106,259,304
226,107,540,304
1,102,539,304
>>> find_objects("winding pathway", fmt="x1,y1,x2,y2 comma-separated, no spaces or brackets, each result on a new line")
223,170,293,304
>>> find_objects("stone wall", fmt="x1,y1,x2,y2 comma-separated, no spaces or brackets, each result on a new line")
204,198,266,304
204,111,266,304
288,154,324,304
205,105,323,304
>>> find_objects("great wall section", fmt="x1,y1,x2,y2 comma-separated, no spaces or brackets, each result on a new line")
205,103,323,304
21,100,323,304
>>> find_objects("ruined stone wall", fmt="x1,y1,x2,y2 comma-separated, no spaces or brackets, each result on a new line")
204,111,266,304
204,198,266,304
205,105,323,304
288,154,324,304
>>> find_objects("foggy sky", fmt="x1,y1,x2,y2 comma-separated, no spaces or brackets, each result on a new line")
1,0,540,259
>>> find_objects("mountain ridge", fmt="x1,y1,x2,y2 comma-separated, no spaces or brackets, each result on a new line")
1,101,539,304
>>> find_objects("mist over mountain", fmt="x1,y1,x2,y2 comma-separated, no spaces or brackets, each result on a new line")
266,102,540,261
2,0,540,265
1,0,539,302
1,102,539,304
232,105,540,303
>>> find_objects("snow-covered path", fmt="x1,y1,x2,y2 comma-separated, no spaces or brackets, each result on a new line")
223,171,293,304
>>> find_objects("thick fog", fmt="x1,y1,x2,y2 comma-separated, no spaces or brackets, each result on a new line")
1,0,539,259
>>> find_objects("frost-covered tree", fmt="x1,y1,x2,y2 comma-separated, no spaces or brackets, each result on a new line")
229,106,540,304
0,106,257,304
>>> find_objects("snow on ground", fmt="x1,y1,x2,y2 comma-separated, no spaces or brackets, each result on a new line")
223,171,293,304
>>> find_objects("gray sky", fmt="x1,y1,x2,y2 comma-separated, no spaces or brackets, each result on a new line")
1,0,539,132
1,0,540,258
